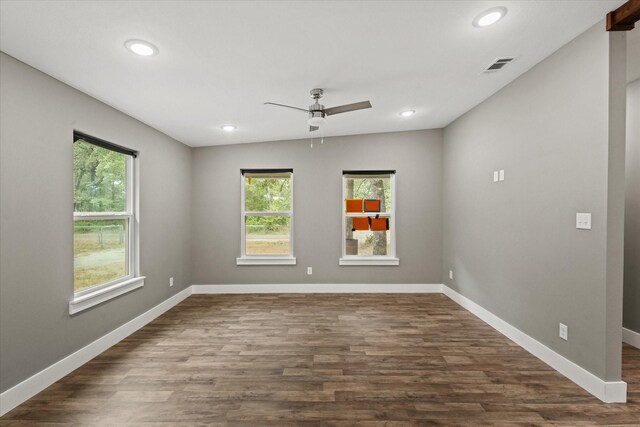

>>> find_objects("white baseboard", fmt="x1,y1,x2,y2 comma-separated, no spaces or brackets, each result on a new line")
623,327,640,349
1,283,628,415
0,287,192,417
441,285,627,403
192,283,444,294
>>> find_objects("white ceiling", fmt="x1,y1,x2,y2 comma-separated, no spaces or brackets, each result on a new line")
0,0,624,147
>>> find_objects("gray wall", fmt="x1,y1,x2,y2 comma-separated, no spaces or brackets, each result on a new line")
624,78,640,334
604,30,627,381
442,23,627,381
628,29,640,83
0,52,193,393
191,130,443,285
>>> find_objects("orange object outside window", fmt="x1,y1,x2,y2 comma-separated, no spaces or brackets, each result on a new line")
345,199,364,213
351,217,369,231
370,217,389,231
363,199,381,212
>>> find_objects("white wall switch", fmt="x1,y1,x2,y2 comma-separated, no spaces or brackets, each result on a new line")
493,171,499,182
307,267,312,275
499,169,505,181
449,270,454,280
559,323,568,341
576,213,592,230
169,277,174,287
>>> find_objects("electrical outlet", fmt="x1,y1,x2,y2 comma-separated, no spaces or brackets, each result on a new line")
493,171,499,182
559,323,568,341
169,277,174,287
449,270,454,280
499,169,505,181
307,267,312,275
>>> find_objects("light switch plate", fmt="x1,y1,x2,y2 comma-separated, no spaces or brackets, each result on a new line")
307,267,312,275
576,213,592,230
499,170,505,181
493,171,499,182
449,270,453,280
559,323,568,341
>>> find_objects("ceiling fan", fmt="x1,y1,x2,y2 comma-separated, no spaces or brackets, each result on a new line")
265,88,372,132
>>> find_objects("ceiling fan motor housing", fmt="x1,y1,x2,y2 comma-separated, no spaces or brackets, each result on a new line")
310,88,324,99
309,88,326,119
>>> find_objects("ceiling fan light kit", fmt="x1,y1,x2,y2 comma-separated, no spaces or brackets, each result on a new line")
265,88,372,133
308,111,326,127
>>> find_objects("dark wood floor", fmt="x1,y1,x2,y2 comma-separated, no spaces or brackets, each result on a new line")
2,294,640,426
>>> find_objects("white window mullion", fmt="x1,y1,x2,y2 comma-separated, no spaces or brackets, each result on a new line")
73,214,130,220
245,211,292,217
289,172,294,259
125,214,132,277
390,173,396,259
345,213,391,217
240,170,246,258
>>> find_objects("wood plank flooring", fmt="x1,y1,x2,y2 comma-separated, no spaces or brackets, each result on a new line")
2,294,640,425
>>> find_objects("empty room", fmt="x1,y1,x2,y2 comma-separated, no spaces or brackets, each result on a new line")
1,0,639,424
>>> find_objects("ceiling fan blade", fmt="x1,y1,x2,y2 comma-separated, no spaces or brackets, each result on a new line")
264,102,309,113
324,101,372,116
309,125,319,132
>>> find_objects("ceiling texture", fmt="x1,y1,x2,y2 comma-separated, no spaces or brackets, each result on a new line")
0,0,624,147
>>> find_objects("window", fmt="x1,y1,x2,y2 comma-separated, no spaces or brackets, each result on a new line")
70,131,144,314
340,171,399,266
237,169,295,265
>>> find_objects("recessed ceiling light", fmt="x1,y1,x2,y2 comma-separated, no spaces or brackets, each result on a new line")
473,7,507,27
124,39,158,56
221,125,237,132
400,110,415,117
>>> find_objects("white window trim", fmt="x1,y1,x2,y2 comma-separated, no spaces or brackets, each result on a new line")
70,147,143,314
340,172,398,266
236,257,297,265
69,276,145,314
339,257,400,266
237,170,296,266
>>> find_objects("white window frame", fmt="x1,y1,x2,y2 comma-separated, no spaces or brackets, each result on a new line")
69,136,144,314
236,170,296,265
340,172,399,266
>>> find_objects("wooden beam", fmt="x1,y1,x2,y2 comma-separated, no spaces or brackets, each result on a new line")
607,0,640,31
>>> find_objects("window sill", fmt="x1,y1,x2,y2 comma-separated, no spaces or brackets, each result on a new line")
69,276,145,315
339,257,400,266
236,257,297,266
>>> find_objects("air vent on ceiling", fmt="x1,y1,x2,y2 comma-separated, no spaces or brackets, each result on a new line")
483,57,516,73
